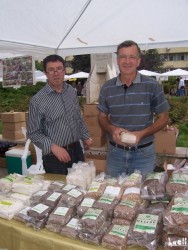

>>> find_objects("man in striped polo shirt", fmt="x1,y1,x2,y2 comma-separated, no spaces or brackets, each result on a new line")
27,55,92,174
98,40,170,177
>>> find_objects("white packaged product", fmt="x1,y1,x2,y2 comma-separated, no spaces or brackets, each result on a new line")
120,132,136,145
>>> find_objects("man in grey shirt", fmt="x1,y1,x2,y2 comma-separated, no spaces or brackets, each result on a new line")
98,40,170,177
27,54,92,174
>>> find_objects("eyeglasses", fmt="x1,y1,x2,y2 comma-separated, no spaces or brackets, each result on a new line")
47,67,65,75
117,54,139,60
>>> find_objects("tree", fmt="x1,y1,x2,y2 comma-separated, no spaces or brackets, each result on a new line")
35,60,43,71
71,55,90,73
138,49,163,72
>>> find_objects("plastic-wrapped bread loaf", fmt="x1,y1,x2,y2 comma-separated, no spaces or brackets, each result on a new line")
46,206,76,233
114,199,139,221
85,181,107,199
79,220,111,246
93,194,119,217
102,224,130,250
80,207,108,234
141,172,168,200
60,217,81,239
77,197,95,217
163,193,188,237
58,188,84,207
166,168,188,197
43,191,62,207
48,180,65,192
127,209,162,250
27,203,52,220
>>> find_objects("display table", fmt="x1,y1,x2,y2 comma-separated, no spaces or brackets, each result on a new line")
0,174,163,250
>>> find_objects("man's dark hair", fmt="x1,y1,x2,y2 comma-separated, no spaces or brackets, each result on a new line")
43,54,65,72
117,40,142,57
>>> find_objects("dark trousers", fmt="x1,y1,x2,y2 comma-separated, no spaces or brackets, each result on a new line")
43,141,84,175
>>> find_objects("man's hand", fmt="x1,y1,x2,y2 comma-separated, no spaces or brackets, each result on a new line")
83,138,93,150
51,144,71,163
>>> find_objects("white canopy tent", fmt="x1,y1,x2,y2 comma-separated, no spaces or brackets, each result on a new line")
1,0,188,59
66,72,89,80
160,68,188,80
138,70,161,77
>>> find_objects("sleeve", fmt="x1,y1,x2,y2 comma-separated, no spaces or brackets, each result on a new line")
27,98,52,155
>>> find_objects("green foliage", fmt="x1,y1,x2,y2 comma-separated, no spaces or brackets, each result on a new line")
35,60,43,71
0,83,45,113
138,49,163,72
71,55,90,73
168,97,188,124
176,123,188,147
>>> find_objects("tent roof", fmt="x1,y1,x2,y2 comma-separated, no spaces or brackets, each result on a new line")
1,0,188,59
138,69,160,76
161,68,188,76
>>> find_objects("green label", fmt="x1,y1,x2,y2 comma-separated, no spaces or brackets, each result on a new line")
109,225,129,238
134,214,158,234
82,208,102,220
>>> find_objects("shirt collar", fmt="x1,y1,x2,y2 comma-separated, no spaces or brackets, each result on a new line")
45,82,69,94
116,72,141,86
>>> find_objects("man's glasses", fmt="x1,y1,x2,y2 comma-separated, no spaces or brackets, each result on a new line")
47,67,65,75
117,54,139,60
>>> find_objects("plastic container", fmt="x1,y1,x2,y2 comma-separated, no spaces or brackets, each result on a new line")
5,149,31,175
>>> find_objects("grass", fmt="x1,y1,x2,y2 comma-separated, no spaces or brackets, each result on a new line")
176,123,188,147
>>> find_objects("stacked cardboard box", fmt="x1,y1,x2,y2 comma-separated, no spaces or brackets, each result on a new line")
154,126,179,154
83,104,107,147
1,112,26,140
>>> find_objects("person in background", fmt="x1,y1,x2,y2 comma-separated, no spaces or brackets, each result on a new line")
76,81,83,96
98,40,170,177
27,54,92,175
178,77,185,96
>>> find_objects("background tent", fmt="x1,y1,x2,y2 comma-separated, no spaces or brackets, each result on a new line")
1,0,188,59
138,70,161,77
66,72,89,80
160,68,188,80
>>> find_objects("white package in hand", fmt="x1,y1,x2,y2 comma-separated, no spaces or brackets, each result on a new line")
120,132,136,145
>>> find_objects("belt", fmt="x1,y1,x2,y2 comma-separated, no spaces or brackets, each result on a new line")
63,141,78,150
109,141,153,151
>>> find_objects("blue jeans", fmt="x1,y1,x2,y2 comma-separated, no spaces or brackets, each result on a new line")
106,143,156,178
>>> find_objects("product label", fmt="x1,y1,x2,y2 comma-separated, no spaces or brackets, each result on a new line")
87,182,101,193
67,218,79,228
62,184,76,191
47,192,61,201
146,172,163,181
80,198,95,207
133,214,158,234
104,186,120,196
120,199,136,208
54,207,69,216
98,194,115,204
109,225,129,238
67,188,82,198
124,187,140,195
82,208,102,220
32,204,48,214
170,173,188,185
171,198,188,215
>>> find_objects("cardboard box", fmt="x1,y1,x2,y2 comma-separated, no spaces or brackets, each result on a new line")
1,112,26,123
0,157,6,168
83,104,99,116
154,128,178,154
92,136,107,147
2,121,26,131
85,154,106,173
2,129,25,140
84,116,105,137
5,148,31,174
